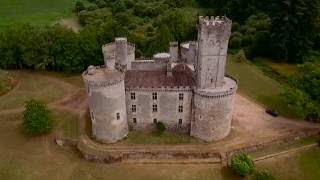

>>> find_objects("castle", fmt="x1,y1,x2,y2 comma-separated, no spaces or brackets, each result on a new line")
82,16,238,143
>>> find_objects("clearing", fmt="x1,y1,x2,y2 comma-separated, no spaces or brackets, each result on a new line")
0,0,76,26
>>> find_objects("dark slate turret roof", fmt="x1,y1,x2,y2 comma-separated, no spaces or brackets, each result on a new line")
125,64,195,88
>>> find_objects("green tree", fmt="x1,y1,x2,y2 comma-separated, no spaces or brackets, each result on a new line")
231,153,254,176
23,99,52,135
270,0,320,63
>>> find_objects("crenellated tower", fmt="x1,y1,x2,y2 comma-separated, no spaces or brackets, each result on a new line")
196,16,232,89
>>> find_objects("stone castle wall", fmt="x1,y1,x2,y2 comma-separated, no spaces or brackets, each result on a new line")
126,87,193,133
83,71,129,143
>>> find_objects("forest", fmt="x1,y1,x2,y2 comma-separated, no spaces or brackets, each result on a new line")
0,0,319,121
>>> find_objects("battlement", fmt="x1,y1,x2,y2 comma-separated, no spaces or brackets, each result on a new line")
199,16,231,28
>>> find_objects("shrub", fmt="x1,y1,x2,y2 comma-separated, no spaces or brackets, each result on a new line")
231,153,254,176
251,170,275,180
23,99,52,135
156,121,166,134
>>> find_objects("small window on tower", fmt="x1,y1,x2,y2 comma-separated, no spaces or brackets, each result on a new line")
153,118,157,124
178,106,183,113
179,93,184,100
116,113,120,120
152,104,158,112
152,92,157,100
131,105,136,112
211,79,213,83
178,119,182,125
133,118,137,123
131,92,135,100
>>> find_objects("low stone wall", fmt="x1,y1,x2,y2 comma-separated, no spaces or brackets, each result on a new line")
76,129,319,164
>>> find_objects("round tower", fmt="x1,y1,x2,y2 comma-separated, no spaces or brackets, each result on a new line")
82,46,128,143
191,77,237,141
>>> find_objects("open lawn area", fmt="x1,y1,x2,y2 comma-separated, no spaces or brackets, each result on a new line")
226,55,296,117
0,71,72,110
0,0,76,26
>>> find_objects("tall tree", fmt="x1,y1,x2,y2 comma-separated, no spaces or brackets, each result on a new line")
270,0,320,63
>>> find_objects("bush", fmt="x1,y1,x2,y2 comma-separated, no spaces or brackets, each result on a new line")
251,170,275,180
231,153,254,176
156,121,166,134
23,99,52,135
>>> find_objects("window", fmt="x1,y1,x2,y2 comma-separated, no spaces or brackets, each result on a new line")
133,118,137,123
152,104,158,112
152,92,157,100
116,113,120,120
178,106,183,113
131,105,136,112
179,93,184,100
153,118,157,124
131,92,135,100
178,119,182,125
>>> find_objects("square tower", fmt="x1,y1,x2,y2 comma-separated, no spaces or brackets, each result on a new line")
196,16,232,89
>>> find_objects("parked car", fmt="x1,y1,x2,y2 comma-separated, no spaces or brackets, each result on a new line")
266,109,278,117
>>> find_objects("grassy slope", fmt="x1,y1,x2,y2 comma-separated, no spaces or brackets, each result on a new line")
0,0,76,26
226,55,296,117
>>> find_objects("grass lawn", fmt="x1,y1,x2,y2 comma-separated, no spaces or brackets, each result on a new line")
0,0,76,26
0,70,16,96
226,55,296,118
256,147,320,180
0,71,67,110
53,109,80,139
124,130,204,145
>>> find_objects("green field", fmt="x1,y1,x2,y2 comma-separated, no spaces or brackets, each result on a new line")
0,0,76,25
226,55,296,117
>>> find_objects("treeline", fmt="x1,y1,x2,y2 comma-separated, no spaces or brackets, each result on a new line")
282,54,320,121
0,24,117,72
198,0,320,63
75,0,197,57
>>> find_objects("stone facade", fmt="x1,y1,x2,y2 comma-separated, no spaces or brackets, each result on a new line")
82,16,238,143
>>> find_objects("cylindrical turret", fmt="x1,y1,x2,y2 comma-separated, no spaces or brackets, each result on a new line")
82,67,128,143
